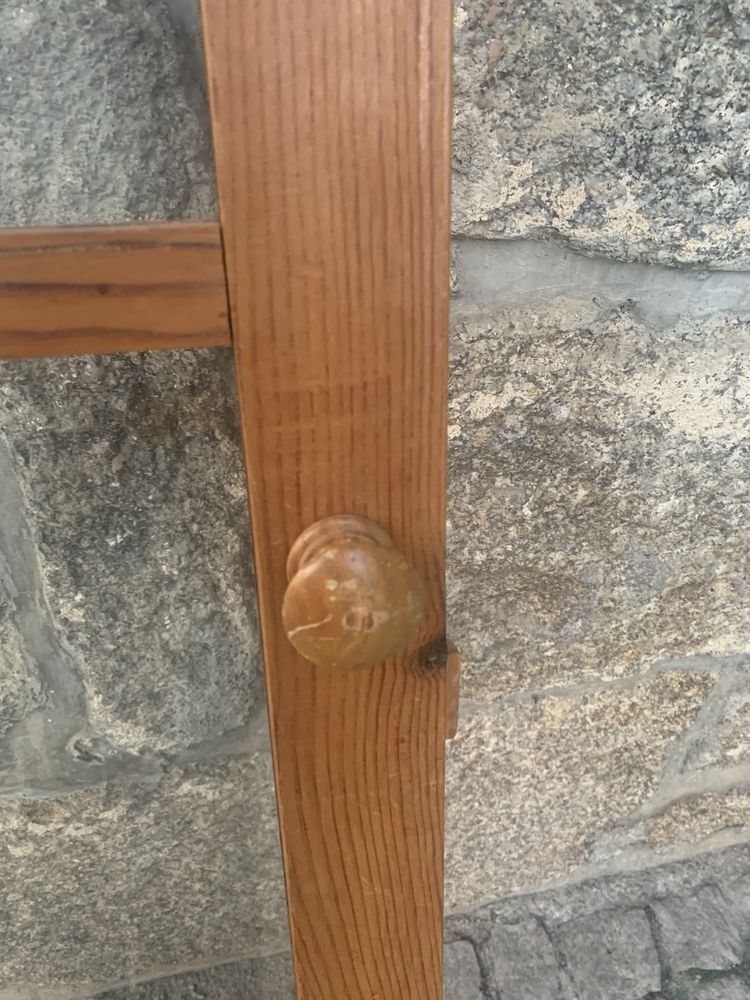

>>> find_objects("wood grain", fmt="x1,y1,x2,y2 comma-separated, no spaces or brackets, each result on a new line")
0,222,231,358
200,0,452,996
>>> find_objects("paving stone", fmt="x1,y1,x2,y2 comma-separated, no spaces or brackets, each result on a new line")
453,0,750,266
445,845,750,940
487,919,563,1000
651,887,745,975
0,754,288,994
94,955,295,1000
444,941,484,1000
554,908,661,1000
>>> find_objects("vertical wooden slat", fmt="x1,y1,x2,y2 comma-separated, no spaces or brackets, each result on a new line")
199,1,452,996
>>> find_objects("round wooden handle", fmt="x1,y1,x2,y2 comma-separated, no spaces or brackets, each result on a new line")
282,515,425,670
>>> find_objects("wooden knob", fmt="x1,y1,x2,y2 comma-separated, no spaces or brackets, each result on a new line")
282,515,425,669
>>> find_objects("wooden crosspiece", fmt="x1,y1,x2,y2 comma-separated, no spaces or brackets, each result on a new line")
0,3,453,997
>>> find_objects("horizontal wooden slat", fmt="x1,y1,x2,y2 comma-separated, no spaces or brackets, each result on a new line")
0,221,231,359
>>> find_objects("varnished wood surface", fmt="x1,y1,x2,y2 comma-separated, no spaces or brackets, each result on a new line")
200,1,452,997
0,222,231,358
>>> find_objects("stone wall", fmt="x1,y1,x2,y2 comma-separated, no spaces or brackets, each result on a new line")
0,1,749,998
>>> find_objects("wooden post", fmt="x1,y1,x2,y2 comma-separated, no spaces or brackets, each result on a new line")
199,0,453,996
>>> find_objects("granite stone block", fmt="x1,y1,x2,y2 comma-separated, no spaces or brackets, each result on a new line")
0,590,41,736
448,304,750,700
648,792,750,852
0,754,287,994
445,673,713,909
0,0,216,227
453,0,750,266
0,351,261,755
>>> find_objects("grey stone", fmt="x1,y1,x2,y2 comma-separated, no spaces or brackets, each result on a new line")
487,919,563,1000
668,975,750,1000
0,351,262,756
0,0,216,228
453,0,750,266
0,433,88,791
651,887,746,975
448,300,750,700
669,678,750,775
445,846,750,1000
94,955,295,1000
164,0,206,73
0,582,41,736
444,941,484,1000
0,438,47,738
647,791,750,853
447,844,750,943
445,673,713,910
454,239,750,331
0,754,288,994
726,874,750,940
554,908,661,1000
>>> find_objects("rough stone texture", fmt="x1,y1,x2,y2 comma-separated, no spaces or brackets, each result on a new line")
0,0,216,227
0,436,51,742
0,352,262,756
0,753,287,995
444,941,484,1000
648,792,750,851
447,843,750,940
487,919,563,1000
667,978,750,1000
652,886,746,975
0,3,281,997
670,678,750,774
448,296,750,700
555,908,661,1000
456,847,750,1000
0,587,41,736
94,955,295,1000
445,672,714,909
453,0,750,266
